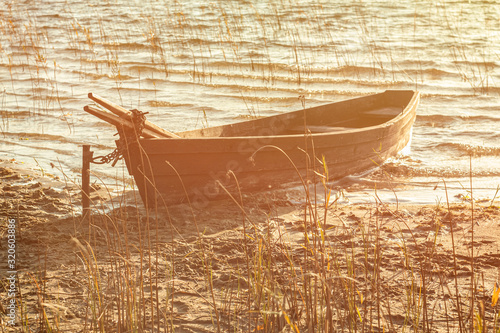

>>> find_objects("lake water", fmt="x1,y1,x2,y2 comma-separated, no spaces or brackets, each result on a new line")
1,0,499,204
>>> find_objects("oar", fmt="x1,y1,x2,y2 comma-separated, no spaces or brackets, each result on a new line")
83,105,160,139
88,93,180,139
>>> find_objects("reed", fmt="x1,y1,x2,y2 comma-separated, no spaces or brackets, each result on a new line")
2,0,500,331
5,142,500,332
4,0,497,129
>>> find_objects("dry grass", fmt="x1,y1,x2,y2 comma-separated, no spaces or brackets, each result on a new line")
1,1,499,331
2,145,500,332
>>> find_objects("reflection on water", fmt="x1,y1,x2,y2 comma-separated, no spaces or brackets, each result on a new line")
1,0,499,203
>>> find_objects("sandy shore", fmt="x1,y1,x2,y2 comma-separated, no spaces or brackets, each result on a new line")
1,158,500,332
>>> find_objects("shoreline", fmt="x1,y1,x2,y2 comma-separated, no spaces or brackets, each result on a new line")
1,158,500,331
4,153,499,207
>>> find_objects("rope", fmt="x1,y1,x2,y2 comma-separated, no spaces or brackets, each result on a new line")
91,108,149,166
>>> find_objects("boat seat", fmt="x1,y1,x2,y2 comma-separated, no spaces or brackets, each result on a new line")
288,125,352,134
361,107,402,118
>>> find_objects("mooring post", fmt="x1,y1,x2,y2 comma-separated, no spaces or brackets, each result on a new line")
82,145,92,221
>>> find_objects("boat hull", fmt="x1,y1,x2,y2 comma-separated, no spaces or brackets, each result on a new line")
119,90,420,208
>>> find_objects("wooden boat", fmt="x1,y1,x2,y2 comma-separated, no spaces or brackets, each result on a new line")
84,90,420,208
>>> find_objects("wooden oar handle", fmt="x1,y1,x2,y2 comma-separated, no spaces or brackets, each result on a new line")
83,105,159,138
88,93,180,139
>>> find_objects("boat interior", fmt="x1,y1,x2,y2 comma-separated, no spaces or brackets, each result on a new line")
284,106,403,135
176,90,414,138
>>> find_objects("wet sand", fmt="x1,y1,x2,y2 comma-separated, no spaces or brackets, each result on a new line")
1,158,500,331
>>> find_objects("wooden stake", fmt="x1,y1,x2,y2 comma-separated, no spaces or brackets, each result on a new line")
82,145,92,221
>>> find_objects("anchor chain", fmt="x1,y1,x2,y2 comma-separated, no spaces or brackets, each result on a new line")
91,148,122,166
90,108,149,166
